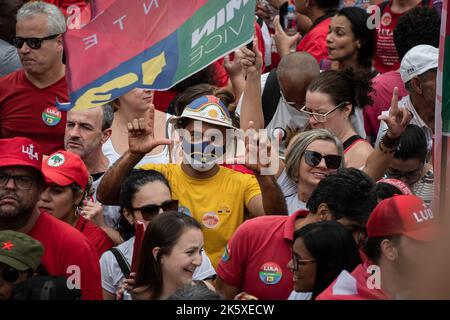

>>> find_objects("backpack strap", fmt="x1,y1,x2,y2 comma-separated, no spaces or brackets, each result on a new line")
261,68,281,127
109,247,130,279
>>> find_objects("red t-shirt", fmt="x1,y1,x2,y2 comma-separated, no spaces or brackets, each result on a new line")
373,1,431,73
217,210,308,300
296,18,331,64
28,211,103,300
363,71,408,139
0,69,68,155
75,216,113,257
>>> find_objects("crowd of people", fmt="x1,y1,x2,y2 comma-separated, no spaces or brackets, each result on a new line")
0,0,443,300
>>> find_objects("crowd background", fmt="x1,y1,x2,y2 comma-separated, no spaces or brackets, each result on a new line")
0,0,447,300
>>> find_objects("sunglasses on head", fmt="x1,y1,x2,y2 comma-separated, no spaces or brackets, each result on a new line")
12,34,60,50
131,200,179,221
304,150,342,170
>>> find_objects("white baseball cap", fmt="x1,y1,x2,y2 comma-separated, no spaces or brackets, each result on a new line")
400,45,438,83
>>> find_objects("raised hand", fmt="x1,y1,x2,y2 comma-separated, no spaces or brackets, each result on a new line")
223,51,243,79
378,87,412,139
240,37,263,77
273,15,301,57
80,199,105,227
128,103,171,155
242,121,279,175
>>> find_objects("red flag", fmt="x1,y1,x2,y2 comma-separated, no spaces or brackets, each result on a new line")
130,220,146,273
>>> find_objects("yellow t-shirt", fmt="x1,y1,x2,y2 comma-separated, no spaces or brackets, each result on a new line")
139,164,261,268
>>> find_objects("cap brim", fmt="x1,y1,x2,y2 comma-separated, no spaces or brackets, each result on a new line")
42,170,74,187
0,255,31,271
0,158,41,173
404,225,438,242
169,115,236,130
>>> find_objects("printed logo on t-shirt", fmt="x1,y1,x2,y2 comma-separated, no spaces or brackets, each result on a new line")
259,262,282,285
42,106,62,126
381,12,392,27
178,206,191,216
47,153,65,167
217,205,231,215
202,212,219,229
221,243,231,262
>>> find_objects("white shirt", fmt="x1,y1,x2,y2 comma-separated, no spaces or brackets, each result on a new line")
236,73,366,138
375,95,433,153
102,113,171,167
277,169,307,215
288,291,312,300
100,236,216,299
91,173,121,228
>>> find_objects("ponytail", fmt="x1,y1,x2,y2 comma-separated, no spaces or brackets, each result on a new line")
307,69,374,114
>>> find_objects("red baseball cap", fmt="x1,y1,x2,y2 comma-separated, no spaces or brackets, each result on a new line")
42,150,89,191
367,195,436,242
0,137,43,172
376,178,413,195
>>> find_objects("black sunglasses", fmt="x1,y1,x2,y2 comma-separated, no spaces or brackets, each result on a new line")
13,34,60,50
131,200,179,221
304,150,342,170
1,266,20,283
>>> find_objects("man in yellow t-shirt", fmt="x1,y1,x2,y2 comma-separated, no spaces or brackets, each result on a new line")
97,95,288,268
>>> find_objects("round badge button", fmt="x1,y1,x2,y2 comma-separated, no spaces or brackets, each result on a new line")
259,262,283,285
47,153,65,167
202,212,219,229
42,106,62,126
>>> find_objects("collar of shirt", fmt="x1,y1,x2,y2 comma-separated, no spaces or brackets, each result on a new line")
284,210,309,241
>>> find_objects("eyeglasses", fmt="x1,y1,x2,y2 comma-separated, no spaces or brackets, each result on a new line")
292,251,316,271
12,34,60,50
0,265,20,284
385,168,423,184
300,101,349,123
0,173,34,190
131,200,179,221
280,91,304,111
304,150,342,169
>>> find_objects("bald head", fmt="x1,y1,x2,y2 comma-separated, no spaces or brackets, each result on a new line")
277,52,320,105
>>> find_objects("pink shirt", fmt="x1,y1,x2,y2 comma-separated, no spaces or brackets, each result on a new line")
363,71,408,139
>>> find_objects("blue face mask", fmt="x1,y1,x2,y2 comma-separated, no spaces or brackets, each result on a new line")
181,139,226,171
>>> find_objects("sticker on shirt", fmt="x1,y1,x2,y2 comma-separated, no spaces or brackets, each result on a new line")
259,262,282,285
202,212,219,229
221,243,231,262
178,206,191,217
42,106,62,126
381,12,392,27
47,153,65,167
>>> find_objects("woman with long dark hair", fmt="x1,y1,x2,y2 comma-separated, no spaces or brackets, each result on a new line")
288,221,361,300
131,211,210,300
100,170,215,300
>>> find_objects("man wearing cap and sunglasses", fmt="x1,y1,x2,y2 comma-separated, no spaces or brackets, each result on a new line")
97,95,288,269
0,230,44,300
0,1,68,155
317,195,437,300
376,44,438,158
0,137,103,300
